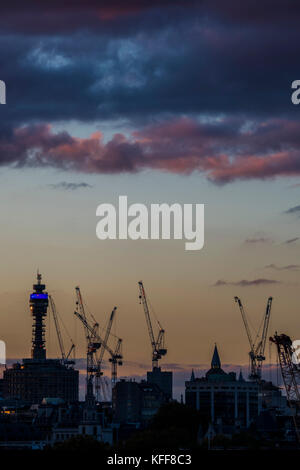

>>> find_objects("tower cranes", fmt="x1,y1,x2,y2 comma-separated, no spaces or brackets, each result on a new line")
138,281,167,370
74,286,101,404
48,295,75,366
76,313,122,389
270,333,300,444
234,296,272,381
74,288,123,398
95,306,118,400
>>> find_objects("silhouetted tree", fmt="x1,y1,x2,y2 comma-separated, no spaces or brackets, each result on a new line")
122,402,208,451
151,402,207,435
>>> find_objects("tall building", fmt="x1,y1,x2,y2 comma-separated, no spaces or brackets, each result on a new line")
3,273,79,404
113,379,166,425
30,272,48,360
139,381,166,424
185,345,261,428
147,367,172,400
113,380,141,424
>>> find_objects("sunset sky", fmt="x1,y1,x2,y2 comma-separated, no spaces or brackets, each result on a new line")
0,2,299,394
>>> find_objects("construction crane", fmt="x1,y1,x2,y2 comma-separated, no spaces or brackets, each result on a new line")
74,290,123,392
95,306,117,400
78,316,122,389
234,296,272,381
49,295,75,366
74,286,101,403
109,337,123,388
138,281,167,370
270,333,300,444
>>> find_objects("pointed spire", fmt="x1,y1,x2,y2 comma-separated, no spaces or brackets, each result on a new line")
190,369,195,381
211,344,221,369
239,369,244,382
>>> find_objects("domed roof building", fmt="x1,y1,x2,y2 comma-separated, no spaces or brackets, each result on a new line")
185,345,260,430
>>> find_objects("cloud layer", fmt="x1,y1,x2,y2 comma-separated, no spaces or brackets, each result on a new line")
214,278,281,287
245,237,273,245
1,1,300,182
1,117,300,183
265,264,300,271
49,181,92,190
285,205,300,215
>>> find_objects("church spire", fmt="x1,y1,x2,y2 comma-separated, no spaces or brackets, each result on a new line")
211,344,221,369
190,369,195,381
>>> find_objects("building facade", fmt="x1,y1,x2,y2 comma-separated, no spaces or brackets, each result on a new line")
113,379,166,426
3,358,78,404
185,345,261,428
147,367,172,401
113,380,141,423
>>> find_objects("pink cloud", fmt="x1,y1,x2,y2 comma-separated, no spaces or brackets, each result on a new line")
2,117,300,183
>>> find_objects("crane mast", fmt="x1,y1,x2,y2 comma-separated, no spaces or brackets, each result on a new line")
49,295,75,366
74,287,101,404
109,338,123,388
74,290,123,395
255,297,272,378
234,296,272,381
138,281,167,369
81,315,122,389
98,307,117,366
95,306,118,399
270,333,300,444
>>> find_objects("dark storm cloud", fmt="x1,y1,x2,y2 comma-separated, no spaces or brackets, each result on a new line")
49,181,92,190
1,1,300,182
0,1,194,34
214,278,281,287
1,1,300,126
1,1,298,34
204,0,300,25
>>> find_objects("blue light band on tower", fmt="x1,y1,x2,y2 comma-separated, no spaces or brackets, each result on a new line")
30,293,49,300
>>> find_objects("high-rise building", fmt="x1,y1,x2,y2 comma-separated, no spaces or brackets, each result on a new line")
147,367,172,400
3,273,79,404
113,380,141,424
113,379,166,425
